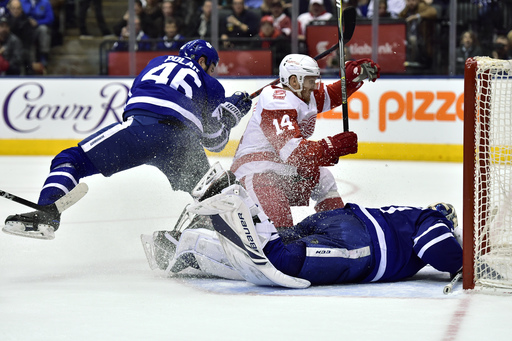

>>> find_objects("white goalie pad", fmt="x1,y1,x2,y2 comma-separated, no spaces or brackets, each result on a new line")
142,228,243,280
169,228,243,280
189,192,311,289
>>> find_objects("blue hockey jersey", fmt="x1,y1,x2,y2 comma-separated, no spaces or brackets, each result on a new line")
124,55,231,152
267,203,462,285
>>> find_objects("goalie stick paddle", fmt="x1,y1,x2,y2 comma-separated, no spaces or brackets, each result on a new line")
337,4,357,132
249,7,356,100
0,182,89,215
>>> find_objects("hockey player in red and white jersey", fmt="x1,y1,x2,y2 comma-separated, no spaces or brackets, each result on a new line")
230,54,380,229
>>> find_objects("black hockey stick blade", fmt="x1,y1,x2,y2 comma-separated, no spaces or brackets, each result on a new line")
0,183,89,215
342,6,357,44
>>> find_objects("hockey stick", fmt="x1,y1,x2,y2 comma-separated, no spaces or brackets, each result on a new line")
337,4,357,132
249,7,357,100
0,183,89,215
443,270,462,294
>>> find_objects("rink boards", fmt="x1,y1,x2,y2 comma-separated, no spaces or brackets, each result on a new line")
0,77,464,161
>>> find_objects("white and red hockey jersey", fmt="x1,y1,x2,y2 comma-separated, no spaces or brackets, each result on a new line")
231,79,360,179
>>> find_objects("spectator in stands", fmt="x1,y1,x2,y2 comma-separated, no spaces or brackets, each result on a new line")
156,17,185,50
257,15,282,48
7,0,33,74
399,0,437,72
367,0,405,18
187,0,212,39
142,0,164,38
455,30,482,75
78,0,113,39
112,0,145,38
111,15,152,51
491,35,511,60
299,0,332,15
20,0,53,70
0,14,23,75
378,0,391,17
220,0,260,49
269,0,291,37
297,0,333,41
163,0,185,24
257,14,288,74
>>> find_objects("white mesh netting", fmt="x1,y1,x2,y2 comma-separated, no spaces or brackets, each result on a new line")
473,57,512,290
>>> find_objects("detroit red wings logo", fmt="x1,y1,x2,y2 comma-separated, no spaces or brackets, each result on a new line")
273,89,286,100
299,115,317,138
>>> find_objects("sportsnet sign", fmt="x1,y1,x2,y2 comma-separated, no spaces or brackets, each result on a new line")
306,21,406,74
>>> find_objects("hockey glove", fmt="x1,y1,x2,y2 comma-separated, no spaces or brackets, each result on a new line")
221,91,252,128
319,131,358,164
346,59,381,83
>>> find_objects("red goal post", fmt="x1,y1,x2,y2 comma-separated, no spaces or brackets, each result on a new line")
463,57,512,292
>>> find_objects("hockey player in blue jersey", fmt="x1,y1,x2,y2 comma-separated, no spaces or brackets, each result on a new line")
142,165,462,288
3,39,252,240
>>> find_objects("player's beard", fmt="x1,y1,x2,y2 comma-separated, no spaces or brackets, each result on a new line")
299,89,313,103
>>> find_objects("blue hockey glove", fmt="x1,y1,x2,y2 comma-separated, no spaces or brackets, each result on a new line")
222,91,252,128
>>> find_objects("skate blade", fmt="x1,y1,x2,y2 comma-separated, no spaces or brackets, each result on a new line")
140,234,159,270
2,222,55,240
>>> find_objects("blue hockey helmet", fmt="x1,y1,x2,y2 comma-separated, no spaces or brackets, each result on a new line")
179,39,219,69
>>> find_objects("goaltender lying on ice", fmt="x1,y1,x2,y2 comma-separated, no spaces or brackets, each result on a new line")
141,163,463,289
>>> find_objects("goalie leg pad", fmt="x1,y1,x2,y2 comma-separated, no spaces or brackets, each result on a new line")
198,193,310,288
170,228,243,280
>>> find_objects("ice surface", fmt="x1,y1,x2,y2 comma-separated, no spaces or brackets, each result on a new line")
1,156,511,340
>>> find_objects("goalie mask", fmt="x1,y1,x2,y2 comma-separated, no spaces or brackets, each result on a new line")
279,54,321,94
179,39,219,69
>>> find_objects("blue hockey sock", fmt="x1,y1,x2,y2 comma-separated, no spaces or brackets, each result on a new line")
38,165,79,206
413,225,463,274
37,146,99,206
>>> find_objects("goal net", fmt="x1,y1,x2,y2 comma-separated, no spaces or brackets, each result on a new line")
463,57,512,292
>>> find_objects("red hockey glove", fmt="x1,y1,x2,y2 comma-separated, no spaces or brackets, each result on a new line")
346,59,381,83
319,131,358,164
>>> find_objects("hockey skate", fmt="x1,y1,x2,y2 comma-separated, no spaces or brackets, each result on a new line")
3,210,60,240
141,230,197,271
141,204,213,272
2,183,88,240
